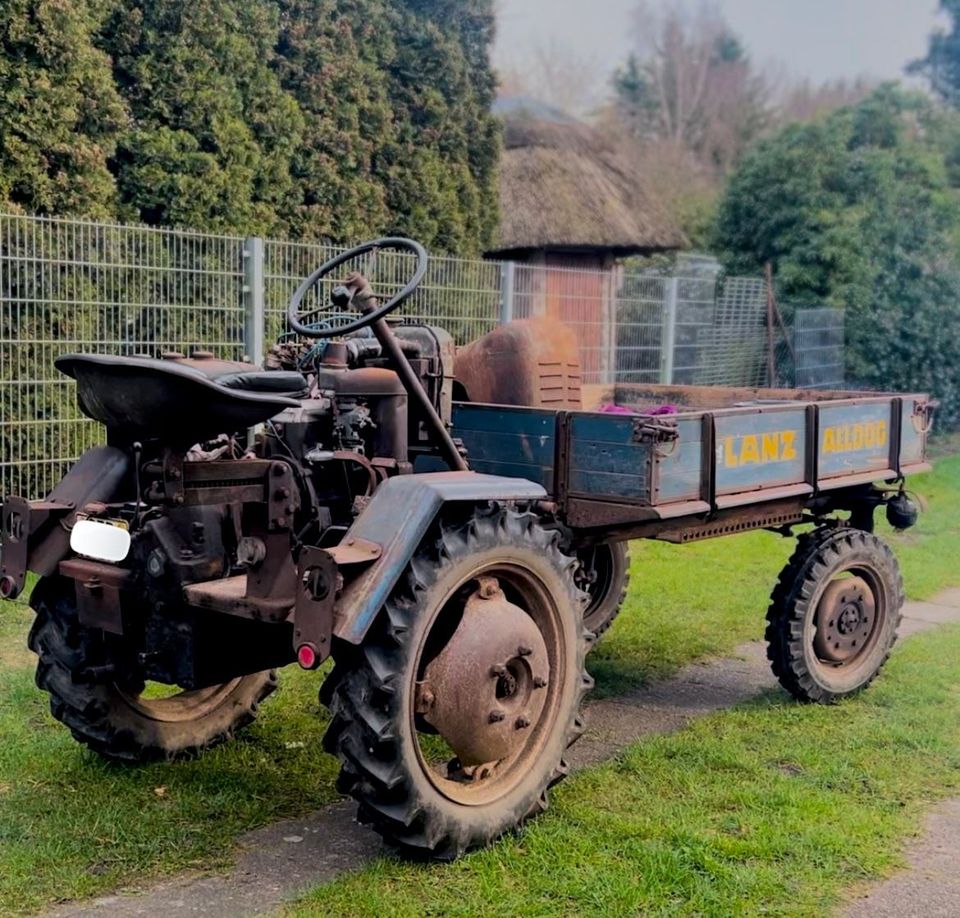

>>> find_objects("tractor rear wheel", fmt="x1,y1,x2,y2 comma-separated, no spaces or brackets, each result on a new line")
765,528,903,704
321,505,592,859
577,541,631,639
28,577,277,762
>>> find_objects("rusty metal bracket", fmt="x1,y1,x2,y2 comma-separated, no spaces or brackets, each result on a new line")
162,449,185,505
632,417,679,445
326,536,382,566
294,546,338,668
267,461,300,531
911,398,938,436
1,498,73,599
59,558,133,634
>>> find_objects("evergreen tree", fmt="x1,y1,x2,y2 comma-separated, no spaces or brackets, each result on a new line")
378,0,499,253
274,0,395,242
0,0,126,217
101,0,303,233
713,86,960,426
909,0,960,108
0,0,500,251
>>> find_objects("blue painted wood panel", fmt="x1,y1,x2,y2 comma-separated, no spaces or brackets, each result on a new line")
818,402,892,479
714,408,807,495
567,414,652,502
655,417,702,503
452,404,555,490
900,398,926,466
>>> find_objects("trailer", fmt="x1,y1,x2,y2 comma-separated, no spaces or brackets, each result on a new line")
0,238,934,859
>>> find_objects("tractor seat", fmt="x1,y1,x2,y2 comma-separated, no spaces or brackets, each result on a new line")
55,353,303,446
161,354,309,397
210,370,308,396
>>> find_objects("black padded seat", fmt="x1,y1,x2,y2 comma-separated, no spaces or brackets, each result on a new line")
215,370,308,397
55,353,301,445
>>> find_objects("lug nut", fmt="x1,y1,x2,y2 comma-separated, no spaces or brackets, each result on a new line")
488,710,505,724
533,676,547,688
490,664,507,678
518,645,532,657
515,716,530,729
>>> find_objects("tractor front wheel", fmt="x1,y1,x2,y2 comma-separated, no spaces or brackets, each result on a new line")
766,528,903,703
322,505,592,858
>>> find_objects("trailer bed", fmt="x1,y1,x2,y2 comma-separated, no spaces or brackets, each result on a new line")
451,384,933,532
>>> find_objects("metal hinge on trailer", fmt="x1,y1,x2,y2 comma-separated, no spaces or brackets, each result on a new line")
632,417,680,456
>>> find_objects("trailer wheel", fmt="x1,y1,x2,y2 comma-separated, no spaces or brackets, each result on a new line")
321,505,592,859
577,542,631,639
766,528,903,703
28,577,277,762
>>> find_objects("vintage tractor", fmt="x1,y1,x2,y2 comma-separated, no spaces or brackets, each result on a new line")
0,239,932,858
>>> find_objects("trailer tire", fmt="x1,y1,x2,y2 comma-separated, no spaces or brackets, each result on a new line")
321,504,592,859
28,577,277,762
766,528,903,704
578,542,631,639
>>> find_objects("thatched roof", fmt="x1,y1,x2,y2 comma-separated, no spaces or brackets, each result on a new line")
489,104,685,258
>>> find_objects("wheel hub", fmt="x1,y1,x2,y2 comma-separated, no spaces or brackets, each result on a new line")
814,576,876,664
420,576,550,766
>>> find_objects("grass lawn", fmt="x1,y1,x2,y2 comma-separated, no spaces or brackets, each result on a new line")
0,454,958,914
290,625,960,918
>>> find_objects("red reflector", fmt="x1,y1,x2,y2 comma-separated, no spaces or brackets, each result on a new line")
297,643,318,670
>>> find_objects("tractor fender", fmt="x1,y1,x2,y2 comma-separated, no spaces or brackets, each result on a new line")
27,446,130,577
332,472,547,645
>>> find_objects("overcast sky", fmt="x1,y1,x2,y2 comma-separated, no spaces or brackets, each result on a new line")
496,1,945,90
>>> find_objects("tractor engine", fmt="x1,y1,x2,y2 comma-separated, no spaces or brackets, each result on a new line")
98,324,455,690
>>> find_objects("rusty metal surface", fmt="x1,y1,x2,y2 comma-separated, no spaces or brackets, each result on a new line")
421,577,549,766
293,547,338,667
1,497,33,597
331,472,547,645
564,495,807,544
814,576,875,664
454,317,582,409
59,558,133,635
184,574,293,621
325,537,382,566
21,446,130,580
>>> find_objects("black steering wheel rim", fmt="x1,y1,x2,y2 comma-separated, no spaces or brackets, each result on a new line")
286,237,428,338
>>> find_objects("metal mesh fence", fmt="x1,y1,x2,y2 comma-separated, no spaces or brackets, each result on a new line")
512,263,617,384
612,273,668,385
695,276,769,387
793,307,845,389
0,213,245,499
263,240,502,346
0,212,844,498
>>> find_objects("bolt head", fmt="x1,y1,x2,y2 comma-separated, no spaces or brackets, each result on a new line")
518,645,532,657
533,676,547,689
515,716,531,729
490,664,507,678
488,709,505,724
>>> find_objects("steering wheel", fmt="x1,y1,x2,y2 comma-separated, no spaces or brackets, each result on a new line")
286,237,428,339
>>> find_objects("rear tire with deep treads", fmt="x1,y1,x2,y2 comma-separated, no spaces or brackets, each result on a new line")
28,577,277,762
321,504,592,859
766,528,903,704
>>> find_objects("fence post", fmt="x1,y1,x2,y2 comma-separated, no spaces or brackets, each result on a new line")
499,261,516,325
660,277,679,385
242,236,265,366
600,268,618,385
